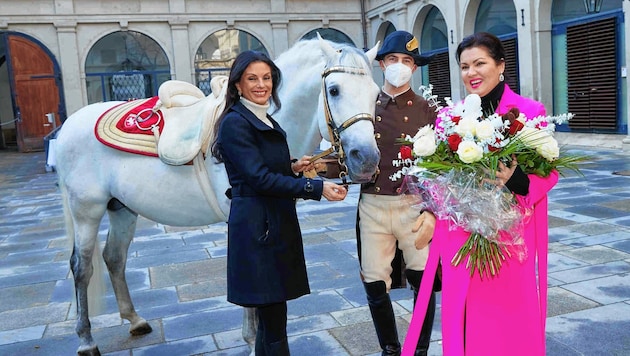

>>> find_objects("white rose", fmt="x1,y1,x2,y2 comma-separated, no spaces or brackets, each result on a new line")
475,120,495,141
456,140,484,163
536,136,560,161
516,127,546,147
455,117,477,137
413,129,437,157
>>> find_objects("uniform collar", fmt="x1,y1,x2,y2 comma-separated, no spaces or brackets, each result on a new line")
378,88,416,110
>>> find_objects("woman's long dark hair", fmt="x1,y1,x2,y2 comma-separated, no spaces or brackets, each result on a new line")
455,32,505,65
210,50,282,161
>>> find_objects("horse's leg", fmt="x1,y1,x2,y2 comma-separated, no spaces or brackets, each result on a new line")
70,207,106,356
242,307,257,354
102,202,152,336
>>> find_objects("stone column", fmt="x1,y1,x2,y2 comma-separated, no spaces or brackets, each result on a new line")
271,20,289,57
54,21,84,115
515,1,537,100
622,0,630,151
169,19,193,83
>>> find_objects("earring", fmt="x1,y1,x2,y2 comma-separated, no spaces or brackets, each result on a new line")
499,73,505,82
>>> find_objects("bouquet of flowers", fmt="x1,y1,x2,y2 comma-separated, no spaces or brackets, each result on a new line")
395,85,585,278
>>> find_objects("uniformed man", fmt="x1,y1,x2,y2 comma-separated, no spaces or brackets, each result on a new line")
358,30,438,356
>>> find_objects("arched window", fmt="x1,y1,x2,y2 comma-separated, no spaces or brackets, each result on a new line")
195,29,268,95
552,0,622,22
85,31,170,103
301,28,355,46
474,0,519,94
420,6,451,101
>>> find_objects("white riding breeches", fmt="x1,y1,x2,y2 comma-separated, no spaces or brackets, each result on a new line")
358,193,429,291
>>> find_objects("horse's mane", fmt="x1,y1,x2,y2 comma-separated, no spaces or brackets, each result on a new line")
274,38,372,72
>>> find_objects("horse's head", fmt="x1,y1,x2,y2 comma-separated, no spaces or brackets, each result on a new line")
317,35,381,184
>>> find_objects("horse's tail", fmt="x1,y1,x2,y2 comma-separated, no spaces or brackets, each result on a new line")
60,182,106,316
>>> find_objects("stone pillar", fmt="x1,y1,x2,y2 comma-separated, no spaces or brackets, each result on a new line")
622,0,630,151
515,1,536,100
271,20,289,57
169,19,193,83
395,4,408,29
54,21,84,115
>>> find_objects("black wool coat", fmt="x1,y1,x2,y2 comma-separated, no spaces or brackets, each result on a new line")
217,101,324,306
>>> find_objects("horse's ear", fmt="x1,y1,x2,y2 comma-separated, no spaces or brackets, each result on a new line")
317,32,339,59
365,41,380,63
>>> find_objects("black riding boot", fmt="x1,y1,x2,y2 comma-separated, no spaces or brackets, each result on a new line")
405,269,437,356
264,337,290,355
364,280,401,356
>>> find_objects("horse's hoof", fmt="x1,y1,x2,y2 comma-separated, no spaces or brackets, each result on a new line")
77,345,101,356
129,321,152,336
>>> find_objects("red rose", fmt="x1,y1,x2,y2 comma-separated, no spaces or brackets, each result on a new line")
508,119,524,135
447,134,462,151
400,145,413,160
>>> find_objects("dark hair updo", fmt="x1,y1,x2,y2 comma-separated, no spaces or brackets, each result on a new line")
456,32,505,66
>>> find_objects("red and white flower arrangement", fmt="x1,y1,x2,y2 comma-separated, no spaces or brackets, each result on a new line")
397,86,585,278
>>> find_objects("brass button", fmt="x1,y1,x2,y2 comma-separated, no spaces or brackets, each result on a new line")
375,187,381,193
403,116,409,122
376,100,382,106
375,133,381,139
376,115,382,122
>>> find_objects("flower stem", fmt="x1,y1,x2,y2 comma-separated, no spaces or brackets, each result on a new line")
451,232,506,279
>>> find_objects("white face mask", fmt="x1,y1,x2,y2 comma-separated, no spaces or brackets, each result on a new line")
384,62,413,88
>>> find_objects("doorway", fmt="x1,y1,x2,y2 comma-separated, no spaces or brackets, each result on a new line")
1,32,65,152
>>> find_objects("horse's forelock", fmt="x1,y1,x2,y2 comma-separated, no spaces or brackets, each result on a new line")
327,44,372,71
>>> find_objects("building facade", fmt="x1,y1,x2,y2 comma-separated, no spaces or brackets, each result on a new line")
1,0,629,151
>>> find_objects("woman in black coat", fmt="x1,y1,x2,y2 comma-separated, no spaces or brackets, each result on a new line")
211,51,348,355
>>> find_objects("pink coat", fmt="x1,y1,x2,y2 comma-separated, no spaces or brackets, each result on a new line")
403,85,557,356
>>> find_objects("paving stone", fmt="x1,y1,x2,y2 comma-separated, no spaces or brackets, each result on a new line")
0,281,56,313
549,260,630,283
0,302,69,331
149,258,227,289
176,279,228,301
132,334,218,355
547,287,600,317
561,274,630,304
557,245,630,264
162,306,242,342
547,303,630,355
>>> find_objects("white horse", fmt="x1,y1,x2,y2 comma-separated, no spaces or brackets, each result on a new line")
55,36,381,355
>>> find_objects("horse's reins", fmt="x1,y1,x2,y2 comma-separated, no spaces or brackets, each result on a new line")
309,65,375,185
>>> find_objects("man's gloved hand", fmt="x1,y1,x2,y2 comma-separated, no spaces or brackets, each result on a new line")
412,211,436,250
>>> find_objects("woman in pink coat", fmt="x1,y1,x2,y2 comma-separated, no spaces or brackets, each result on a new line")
403,32,558,356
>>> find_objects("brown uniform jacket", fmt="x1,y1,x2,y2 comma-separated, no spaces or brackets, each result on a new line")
357,88,437,289
361,88,437,195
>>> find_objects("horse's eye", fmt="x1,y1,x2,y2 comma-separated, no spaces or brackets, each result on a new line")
329,87,339,97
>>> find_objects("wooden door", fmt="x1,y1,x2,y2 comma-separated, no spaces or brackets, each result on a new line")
7,34,61,152
567,17,618,131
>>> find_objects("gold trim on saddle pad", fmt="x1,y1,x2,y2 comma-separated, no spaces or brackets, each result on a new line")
95,98,161,156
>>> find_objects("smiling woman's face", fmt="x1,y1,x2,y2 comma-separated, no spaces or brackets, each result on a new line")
458,46,505,97
236,61,273,105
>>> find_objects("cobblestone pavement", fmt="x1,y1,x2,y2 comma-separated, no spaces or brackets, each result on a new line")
1,145,629,355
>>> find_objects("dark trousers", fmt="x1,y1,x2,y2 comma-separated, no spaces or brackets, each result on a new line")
255,302,290,356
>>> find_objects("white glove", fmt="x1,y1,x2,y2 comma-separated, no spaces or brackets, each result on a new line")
412,211,436,250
